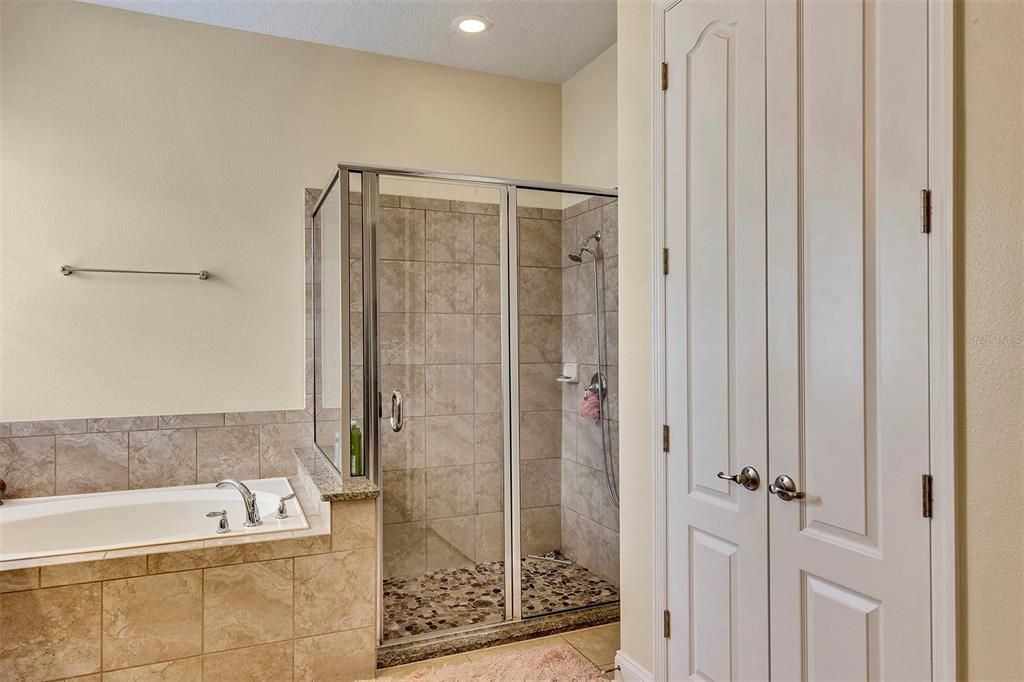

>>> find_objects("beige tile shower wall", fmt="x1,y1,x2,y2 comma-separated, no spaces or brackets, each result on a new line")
0,411,313,498
375,196,565,578
559,198,620,586
0,497,377,681
517,206,567,559
377,194,500,578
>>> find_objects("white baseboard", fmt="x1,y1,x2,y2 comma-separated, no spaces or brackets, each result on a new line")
615,651,655,682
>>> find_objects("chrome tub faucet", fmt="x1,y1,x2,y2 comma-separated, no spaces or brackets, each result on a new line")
216,479,261,527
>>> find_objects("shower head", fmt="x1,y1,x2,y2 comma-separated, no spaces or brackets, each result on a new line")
568,231,602,263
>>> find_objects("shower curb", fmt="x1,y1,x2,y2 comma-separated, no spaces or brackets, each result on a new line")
376,603,620,669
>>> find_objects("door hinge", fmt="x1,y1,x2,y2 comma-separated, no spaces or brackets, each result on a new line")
921,189,932,234
662,424,670,453
662,247,670,275
661,62,669,91
663,609,672,638
922,474,934,518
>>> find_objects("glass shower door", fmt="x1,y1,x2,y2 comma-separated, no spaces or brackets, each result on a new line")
514,188,620,618
372,174,510,641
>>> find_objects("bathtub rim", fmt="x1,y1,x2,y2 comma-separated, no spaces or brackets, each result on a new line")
0,476,330,572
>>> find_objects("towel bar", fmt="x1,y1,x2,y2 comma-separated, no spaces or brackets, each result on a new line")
60,265,209,280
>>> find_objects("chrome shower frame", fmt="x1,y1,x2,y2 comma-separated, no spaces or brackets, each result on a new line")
311,163,617,646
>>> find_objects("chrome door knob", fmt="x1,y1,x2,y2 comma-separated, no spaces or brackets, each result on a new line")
717,466,761,491
768,474,806,501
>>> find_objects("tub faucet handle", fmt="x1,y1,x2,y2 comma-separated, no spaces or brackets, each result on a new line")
0,478,6,507
206,509,230,534
277,493,296,519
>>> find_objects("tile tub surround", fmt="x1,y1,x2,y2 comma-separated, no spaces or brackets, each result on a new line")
0,410,313,500
0,474,378,680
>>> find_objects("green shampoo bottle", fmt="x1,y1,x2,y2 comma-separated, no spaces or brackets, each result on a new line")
349,421,363,477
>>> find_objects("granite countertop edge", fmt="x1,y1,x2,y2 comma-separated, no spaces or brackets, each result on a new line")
293,446,380,502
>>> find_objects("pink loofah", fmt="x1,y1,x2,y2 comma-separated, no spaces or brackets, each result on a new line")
578,390,602,423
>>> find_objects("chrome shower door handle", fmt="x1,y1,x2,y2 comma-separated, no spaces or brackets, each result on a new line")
716,466,761,491
768,474,806,501
389,390,403,432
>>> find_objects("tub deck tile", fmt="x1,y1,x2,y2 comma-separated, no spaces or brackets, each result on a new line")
147,543,246,574
0,567,39,593
0,551,107,573
40,555,148,588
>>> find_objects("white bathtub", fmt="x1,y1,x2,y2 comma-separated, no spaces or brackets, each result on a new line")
0,478,309,562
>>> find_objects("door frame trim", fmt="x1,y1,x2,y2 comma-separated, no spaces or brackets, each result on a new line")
649,1,958,680
650,4,676,682
925,1,958,679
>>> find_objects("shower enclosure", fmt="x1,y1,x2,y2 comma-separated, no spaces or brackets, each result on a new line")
310,164,619,645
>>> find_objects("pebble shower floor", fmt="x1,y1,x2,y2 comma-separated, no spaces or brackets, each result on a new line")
382,553,619,640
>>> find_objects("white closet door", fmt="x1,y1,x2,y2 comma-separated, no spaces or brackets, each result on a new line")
664,1,768,679
766,0,932,679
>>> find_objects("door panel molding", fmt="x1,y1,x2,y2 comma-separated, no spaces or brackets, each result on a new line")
803,573,882,682
685,17,736,503
795,0,878,548
690,528,739,681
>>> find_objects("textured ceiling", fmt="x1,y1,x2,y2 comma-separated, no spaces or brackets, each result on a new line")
81,0,617,83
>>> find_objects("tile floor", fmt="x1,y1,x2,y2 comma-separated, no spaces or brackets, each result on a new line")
383,554,619,640
376,622,620,679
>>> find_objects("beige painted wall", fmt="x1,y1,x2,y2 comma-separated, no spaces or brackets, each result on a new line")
0,0,561,420
961,1,1024,679
561,44,617,190
615,0,654,672
615,0,1024,676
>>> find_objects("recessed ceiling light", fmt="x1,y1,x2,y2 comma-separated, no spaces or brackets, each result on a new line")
455,15,492,33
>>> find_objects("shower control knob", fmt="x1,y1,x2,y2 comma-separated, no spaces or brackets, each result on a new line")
716,466,761,491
